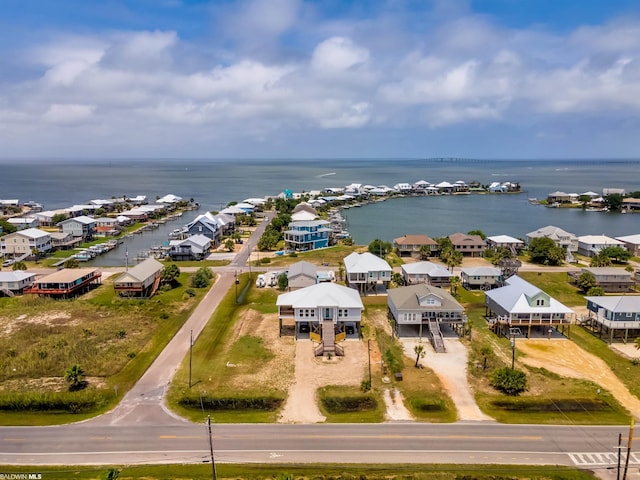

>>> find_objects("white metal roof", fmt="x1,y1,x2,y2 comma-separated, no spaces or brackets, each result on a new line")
12,228,50,239
461,266,502,276
577,235,624,245
401,261,451,277
485,275,573,314
344,252,392,274
487,235,523,244
276,282,363,309
615,234,640,245
585,296,640,312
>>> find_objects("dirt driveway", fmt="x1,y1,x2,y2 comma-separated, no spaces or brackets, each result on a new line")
516,339,640,419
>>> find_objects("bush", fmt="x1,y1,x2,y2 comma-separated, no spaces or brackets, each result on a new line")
0,390,105,413
179,395,283,411
491,367,527,396
260,257,271,264
185,288,196,297
320,395,377,413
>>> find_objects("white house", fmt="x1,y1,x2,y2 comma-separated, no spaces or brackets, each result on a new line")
276,283,364,355
401,261,452,287
486,235,525,253
526,225,578,252
577,235,624,257
7,217,39,230
0,228,52,256
0,271,36,295
58,215,96,240
615,234,640,257
461,267,503,290
485,275,574,338
343,252,392,294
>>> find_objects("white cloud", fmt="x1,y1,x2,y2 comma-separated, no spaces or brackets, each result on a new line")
41,104,95,125
2,6,640,157
311,36,370,72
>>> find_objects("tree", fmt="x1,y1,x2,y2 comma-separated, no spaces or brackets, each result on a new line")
587,286,605,296
467,229,486,240
575,271,597,293
480,345,493,370
444,250,463,273
65,364,86,391
528,237,565,266
224,239,235,252
12,261,27,271
31,247,40,263
52,213,68,224
599,246,631,264
64,258,79,268
190,267,211,288
419,244,432,259
392,272,405,287
368,238,392,257
450,275,461,296
414,344,425,367
577,194,592,208
590,252,612,267
603,193,624,211
635,337,640,351
491,367,527,396
161,263,180,285
0,220,17,236
277,272,288,291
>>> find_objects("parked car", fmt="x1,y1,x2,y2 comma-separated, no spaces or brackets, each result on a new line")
299,322,310,333
345,324,355,335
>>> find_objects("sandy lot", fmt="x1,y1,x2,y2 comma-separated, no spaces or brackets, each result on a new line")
516,339,640,418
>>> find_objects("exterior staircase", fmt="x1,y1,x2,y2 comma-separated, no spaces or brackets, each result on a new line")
0,288,14,297
428,319,446,353
321,319,336,355
565,249,575,263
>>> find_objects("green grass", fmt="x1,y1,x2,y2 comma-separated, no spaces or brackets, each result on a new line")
256,245,361,267
0,272,209,425
0,463,598,479
457,286,631,424
519,271,586,306
167,274,287,423
318,385,384,422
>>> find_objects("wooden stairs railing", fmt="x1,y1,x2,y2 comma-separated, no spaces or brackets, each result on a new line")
428,319,446,353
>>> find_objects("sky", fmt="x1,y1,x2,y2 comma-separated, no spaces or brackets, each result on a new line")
2,0,640,159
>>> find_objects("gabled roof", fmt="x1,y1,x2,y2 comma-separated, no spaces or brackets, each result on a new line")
485,275,573,314
288,219,329,228
462,266,502,276
157,194,182,203
291,210,318,222
276,282,364,309
388,284,464,312
393,234,437,246
176,234,211,249
10,228,50,239
34,268,99,284
436,181,454,188
401,261,451,277
0,271,35,282
344,252,392,273
581,267,632,277
288,261,317,279
59,215,95,225
115,258,163,284
585,295,640,312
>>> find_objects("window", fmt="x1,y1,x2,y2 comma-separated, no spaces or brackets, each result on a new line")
536,299,544,306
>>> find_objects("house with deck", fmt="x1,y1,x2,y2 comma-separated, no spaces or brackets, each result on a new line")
393,234,438,258
276,283,364,356
569,267,635,293
168,234,211,261
284,219,331,252
387,284,465,350
486,235,525,254
461,266,503,290
449,232,485,257
0,228,52,256
95,217,119,236
526,225,578,261
401,261,451,287
24,268,101,298
185,213,221,244
484,275,574,338
7,217,39,230
584,295,640,343
344,252,392,294
0,271,36,296
577,235,624,257
622,198,640,211
58,216,96,241
113,258,164,298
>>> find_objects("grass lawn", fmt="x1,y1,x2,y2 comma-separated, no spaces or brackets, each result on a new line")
0,463,598,479
457,287,630,424
0,271,210,425
318,384,385,422
256,245,363,267
167,275,289,423
518,271,586,307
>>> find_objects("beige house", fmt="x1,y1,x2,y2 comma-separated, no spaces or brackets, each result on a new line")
393,234,438,258
0,228,52,256
113,258,164,298
449,232,485,257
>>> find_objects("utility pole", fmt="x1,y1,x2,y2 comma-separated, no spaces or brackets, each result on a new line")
617,432,622,480
367,339,371,384
234,270,238,303
189,329,193,388
207,416,217,480
623,419,635,480
510,336,515,370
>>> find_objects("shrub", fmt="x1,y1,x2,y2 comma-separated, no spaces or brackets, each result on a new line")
179,395,283,411
320,395,377,413
360,379,371,392
491,367,527,396
127,351,136,359
115,330,127,339
260,257,271,264
0,390,106,413
185,288,196,297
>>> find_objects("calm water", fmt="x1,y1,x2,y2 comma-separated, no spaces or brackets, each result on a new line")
1,158,639,265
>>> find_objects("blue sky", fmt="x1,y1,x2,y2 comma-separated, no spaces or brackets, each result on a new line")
2,0,640,159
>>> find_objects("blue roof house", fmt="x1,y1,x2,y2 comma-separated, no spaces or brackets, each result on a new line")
284,220,331,252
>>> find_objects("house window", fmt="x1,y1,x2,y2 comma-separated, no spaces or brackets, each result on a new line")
426,298,435,305
536,299,544,306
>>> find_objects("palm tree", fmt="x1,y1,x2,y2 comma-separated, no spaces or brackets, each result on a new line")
635,337,640,351
414,344,425,367
65,364,86,391
446,251,463,273
450,275,461,296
